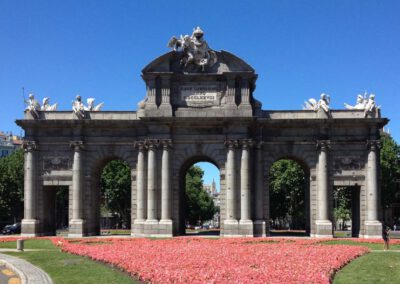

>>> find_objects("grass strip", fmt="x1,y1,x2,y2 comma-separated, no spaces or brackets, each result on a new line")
0,239,136,284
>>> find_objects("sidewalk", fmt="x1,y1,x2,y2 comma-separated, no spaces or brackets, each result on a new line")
0,253,52,284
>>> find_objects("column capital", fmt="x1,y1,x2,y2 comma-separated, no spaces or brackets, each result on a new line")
134,140,147,151
224,139,239,149
366,140,381,151
316,140,331,151
161,139,173,150
23,140,37,152
146,139,159,150
70,140,84,151
240,139,253,149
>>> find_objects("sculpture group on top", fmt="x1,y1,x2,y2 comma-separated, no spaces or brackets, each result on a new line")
303,93,331,115
344,92,380,117
168,27,217,71
303,92,380,118
72,95,104,119
25,94,57,119
24,93,104,119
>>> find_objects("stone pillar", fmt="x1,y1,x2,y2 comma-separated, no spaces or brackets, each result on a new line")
69,141,85,237
254,141,266,236
158,76,172,116
133,141,147,236
223,140,239,236
315,140,332,237
21,141,40,236
159,139,173,236
239,139,253,236
364,140,382,238
144,140,159,235
238,78,252,116
145,76,157,110
225,76,237,110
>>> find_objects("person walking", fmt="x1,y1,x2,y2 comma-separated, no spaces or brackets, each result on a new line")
383,225,390,251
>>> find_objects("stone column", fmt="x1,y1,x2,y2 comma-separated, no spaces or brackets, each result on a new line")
239,139,253,236
21,141,40,236
364,140,382,238
133,141,147,236
145,140,159,234
159,139,173,236
254,141,266,236
69,141,85,237
315,140,332,237
223,140,239,235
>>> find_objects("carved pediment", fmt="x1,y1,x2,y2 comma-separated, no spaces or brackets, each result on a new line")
142,50,255,74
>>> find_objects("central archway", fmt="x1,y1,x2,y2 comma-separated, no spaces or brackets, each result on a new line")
87,155,134,236
178,157,221,236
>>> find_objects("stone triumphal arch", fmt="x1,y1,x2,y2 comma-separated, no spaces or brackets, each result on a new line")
18,28,387,238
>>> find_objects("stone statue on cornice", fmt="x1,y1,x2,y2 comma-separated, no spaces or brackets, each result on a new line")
168,27,217,71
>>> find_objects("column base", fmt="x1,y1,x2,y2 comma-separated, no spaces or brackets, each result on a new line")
21,219,41,236
363,220,382,238
68,219,86,237
238,220,254,237
238,104,253,116
223,219,240,237
158,219,173,237
253,220,266,237
314,220,333,238
132,219,145,237
158,105,173,116
144,219,159,236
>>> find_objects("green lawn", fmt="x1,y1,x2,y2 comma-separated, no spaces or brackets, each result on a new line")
321,240,400,283
334,252,400,283
323,239,400,250
0,239,136,284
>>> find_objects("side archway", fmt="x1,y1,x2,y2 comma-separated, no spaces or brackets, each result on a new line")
82,147,137,236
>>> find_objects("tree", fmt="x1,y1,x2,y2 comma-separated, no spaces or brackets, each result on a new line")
185,165,216,226
0,149,24,224
380,134,400,209
333,188,352,230
269,159,306,229
100,160,131,228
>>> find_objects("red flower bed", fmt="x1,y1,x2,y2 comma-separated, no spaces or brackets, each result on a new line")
0,237,28,242
55,237,368,283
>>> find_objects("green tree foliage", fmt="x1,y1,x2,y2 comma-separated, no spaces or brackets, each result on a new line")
333,188,352,230
380,134,400,208
185,165,216,225
100,160,131,228
0,149,24,224
269,159,306,229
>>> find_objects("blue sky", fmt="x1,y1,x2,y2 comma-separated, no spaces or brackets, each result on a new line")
1,1,399,188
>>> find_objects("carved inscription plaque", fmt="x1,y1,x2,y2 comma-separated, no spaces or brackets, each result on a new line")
179,83,223,107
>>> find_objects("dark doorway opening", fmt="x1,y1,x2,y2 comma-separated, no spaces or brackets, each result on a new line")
42,186,69,236
333,186,360,238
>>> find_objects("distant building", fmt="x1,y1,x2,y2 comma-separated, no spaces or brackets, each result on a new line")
0,131,23,158
203,179,220,228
